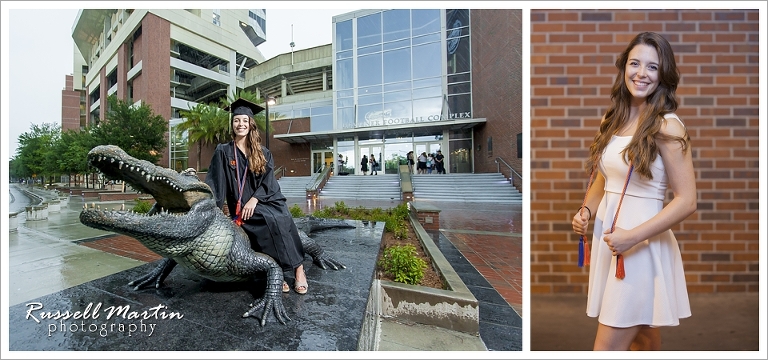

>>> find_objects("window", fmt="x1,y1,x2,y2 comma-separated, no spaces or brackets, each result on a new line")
336,20,353,51
212,9,220,26
357,12,382,48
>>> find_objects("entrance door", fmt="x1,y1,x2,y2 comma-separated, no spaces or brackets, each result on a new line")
414,141,442,172
311,151,334,174
358,145,383,175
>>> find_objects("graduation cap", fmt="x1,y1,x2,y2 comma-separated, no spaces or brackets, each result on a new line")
224,98,265,118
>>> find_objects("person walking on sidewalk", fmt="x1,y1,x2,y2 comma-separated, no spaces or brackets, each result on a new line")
369,154,379,175
571,32,696,351
406,151,415,173
360,155,369,175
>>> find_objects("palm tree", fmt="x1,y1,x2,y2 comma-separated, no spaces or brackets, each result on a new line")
177,103,229,171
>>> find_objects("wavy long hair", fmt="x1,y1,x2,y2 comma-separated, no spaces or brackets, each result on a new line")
230,115,267,174
585,32,690,180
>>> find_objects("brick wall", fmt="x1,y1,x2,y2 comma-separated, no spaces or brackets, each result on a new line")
470,9,523,188
529,9,760,294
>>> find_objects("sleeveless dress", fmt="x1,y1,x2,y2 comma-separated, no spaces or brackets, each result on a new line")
586,115,691,327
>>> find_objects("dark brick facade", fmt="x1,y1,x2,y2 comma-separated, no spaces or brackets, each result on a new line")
470,9,523,189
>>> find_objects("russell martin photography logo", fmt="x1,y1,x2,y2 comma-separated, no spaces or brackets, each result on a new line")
25,302,184,338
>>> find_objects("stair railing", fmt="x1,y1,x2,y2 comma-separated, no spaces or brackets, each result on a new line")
305,164,333,201
495,157,523,192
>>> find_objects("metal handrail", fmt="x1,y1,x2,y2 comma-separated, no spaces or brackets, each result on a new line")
495,157,522,189
306,164,332,192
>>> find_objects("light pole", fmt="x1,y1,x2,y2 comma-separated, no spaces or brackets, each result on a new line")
264,94,276,149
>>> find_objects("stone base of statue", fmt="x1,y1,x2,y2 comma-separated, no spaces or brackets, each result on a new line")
8,221,382,351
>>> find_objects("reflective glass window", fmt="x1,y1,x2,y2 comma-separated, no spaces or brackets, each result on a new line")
447,93,471,114
446,9,469,30
411,9,440,36
448,82,471,95
311,113,333,132
338,107,355,129
336,58,353,89
447,35,470,74
336,50,353,60
358,93,383,106
383,38,410,51
359,85,382,95
294,107,310,118
383,81,411,92
412,86,442,99
358,103,384,124
383,100,412,120
383,9,410,42
412,32,440,45
336,20,353,51
412,42,442,79
358,44,381,56
337,97,354,107
336,89,354,98
311,105,332,115
357,12,382,48
383,47,411,84
382,89,411,103
448,73,471,83
413,77,441,89
358,53,382,87
412,97,442,118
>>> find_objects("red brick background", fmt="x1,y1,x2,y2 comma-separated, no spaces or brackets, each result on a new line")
529,9,761,294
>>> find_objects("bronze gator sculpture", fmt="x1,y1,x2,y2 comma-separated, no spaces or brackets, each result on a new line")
79,145,348,326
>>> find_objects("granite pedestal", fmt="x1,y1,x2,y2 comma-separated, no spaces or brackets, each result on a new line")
8,220,382,351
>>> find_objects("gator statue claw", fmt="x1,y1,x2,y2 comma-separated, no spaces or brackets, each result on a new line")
79,145,348,326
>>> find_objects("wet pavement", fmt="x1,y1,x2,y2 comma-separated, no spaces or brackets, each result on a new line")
288,198,523,351
8,217,382,351
6,185,522,352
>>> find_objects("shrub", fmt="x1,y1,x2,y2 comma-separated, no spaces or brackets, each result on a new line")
289,204,305,218
378,244,427,285
132,199,153,214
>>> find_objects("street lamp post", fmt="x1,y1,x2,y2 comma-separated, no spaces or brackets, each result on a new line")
264,95,276,149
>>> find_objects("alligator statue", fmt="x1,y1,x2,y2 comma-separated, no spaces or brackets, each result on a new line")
79,145,349,326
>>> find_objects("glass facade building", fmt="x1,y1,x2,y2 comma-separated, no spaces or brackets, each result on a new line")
275,9,483,175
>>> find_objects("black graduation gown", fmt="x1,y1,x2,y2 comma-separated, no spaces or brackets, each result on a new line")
205,142,305,272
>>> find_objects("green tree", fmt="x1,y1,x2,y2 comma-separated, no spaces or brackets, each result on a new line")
54,129,97,187
15,122,60,185
92,95,168,163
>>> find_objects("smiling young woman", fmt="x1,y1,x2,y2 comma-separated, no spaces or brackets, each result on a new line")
571,32,696,351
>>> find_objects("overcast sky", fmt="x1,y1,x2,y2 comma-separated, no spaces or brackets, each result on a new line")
1,3,355,160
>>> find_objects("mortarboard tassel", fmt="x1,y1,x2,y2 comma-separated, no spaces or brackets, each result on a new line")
583,238,591,266
615,254,625,279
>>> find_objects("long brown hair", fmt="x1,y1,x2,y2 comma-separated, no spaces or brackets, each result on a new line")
586,32,690,180
230,115,267,174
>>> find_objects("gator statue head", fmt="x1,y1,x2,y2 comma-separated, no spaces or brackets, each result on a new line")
79,145,346,326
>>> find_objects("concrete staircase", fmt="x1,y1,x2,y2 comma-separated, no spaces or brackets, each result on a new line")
277,175,314,198
411,173,522,204
319,173,401,201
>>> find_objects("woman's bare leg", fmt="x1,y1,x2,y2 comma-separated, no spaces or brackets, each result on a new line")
629,326,661,350
593,323,642,350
